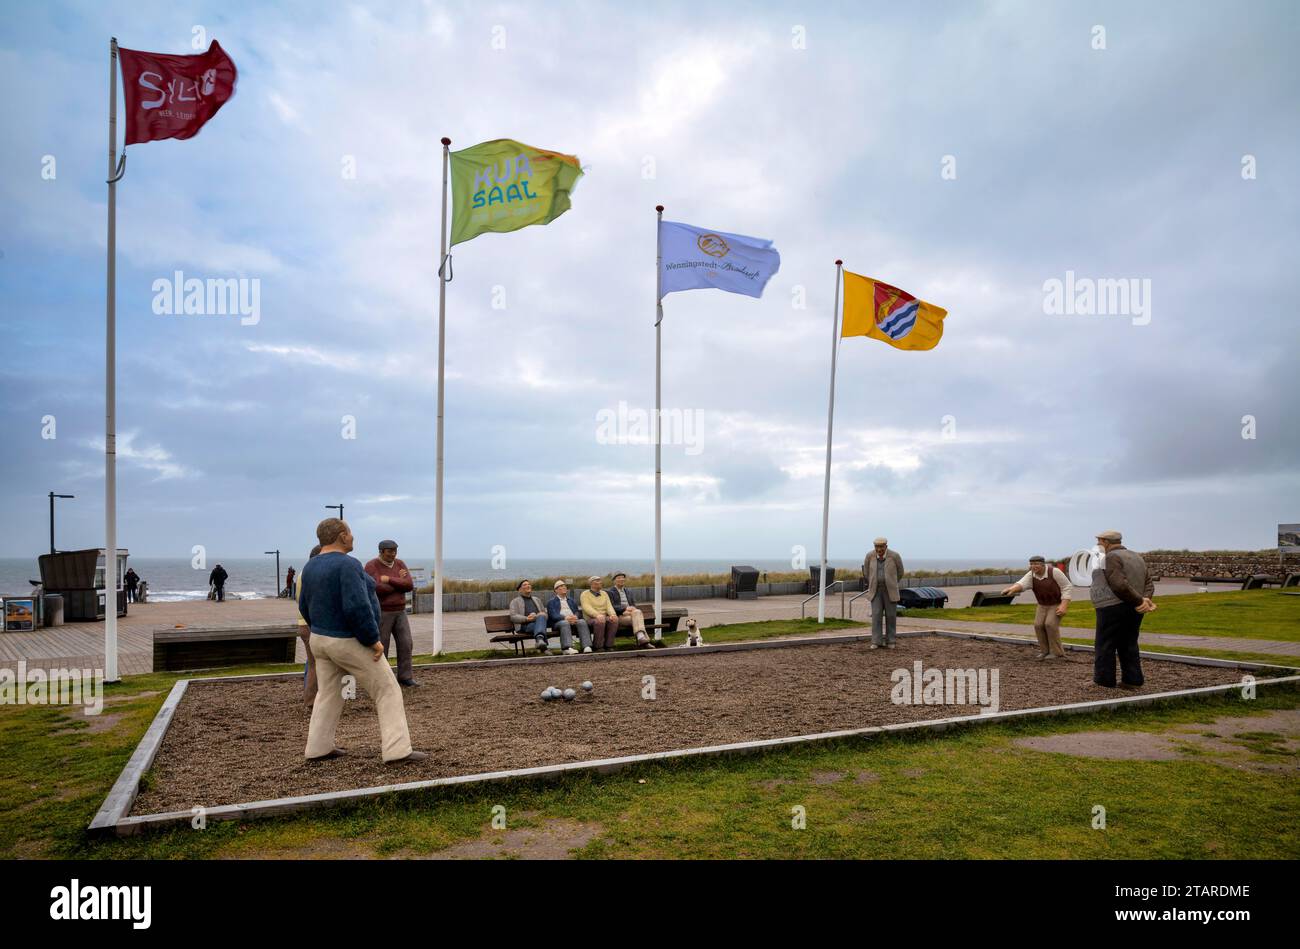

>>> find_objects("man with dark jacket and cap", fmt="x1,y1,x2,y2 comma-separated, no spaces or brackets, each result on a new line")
208,563,228,601
364,539,417,688
1089,529,1156,688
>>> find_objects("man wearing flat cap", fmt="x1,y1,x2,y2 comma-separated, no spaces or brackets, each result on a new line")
364,539,417,687
1089,530,1156,687
864,537,905,649
1002,556,1073,659
609,571,655,647
546,580,592,654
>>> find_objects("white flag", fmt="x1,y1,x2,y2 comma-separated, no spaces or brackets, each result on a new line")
659,220,780,299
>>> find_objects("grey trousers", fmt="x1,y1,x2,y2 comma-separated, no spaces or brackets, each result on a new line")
871,591,897,645
379,610,414,682
552,619,592,650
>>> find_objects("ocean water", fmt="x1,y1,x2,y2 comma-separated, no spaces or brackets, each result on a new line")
0,556,1023,602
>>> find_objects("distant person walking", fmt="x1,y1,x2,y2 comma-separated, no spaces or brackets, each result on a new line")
1002,556,1073,659
208,563,228,602
1089,530,1156,688
299,518,426,764
364,540,417,688
124,568,140,603
296,546,321,709
284,565,296,599
865,537,904,649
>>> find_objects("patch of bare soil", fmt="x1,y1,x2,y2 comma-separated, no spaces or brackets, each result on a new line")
417,819,602,859
1014,709,1300,773
131,636,1252,815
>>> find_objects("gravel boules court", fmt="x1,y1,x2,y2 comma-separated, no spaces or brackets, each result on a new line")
131,635,1255,815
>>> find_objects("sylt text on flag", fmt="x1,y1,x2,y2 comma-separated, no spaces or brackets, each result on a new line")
117,40,237,145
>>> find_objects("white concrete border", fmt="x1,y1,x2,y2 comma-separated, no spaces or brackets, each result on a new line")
92,630,1300,836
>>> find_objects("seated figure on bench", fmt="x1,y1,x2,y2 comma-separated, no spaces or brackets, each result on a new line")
546,580,592,655
609,571,656,648
509,580,553,654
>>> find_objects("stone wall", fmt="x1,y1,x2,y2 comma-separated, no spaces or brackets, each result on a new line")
1142,552,1300,579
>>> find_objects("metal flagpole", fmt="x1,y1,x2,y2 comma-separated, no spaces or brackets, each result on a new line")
817,261,843,623
433,136,451,656
653,205,664,637
104,38,122,682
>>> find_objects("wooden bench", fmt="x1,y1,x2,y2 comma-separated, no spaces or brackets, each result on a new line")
153,624,299,671
1190,575,1282,591
483,605,690,653
483,614,536,656
629,605,688,638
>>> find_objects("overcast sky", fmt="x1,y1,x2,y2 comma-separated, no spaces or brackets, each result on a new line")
1,0,1297,562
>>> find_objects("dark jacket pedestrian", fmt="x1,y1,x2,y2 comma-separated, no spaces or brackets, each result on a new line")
209,564,229,602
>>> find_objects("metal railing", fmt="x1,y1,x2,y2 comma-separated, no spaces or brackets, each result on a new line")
847,586,872,619
800,580,846,619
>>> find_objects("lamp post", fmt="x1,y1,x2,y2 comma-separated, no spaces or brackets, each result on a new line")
264,549,281,597
48,492,74,555
326,503,344,523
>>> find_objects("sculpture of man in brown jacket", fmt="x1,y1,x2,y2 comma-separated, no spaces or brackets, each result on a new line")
864,537,905,649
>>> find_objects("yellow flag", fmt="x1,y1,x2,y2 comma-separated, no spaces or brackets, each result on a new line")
841,270,946,351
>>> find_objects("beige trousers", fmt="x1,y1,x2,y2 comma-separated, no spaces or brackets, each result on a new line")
617,607,647,636
298,625,317,708
1033,603,1067,657
306,633,413,762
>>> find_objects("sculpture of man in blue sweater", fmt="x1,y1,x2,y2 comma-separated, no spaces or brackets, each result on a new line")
298,518,427,764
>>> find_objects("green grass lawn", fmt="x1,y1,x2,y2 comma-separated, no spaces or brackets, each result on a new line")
1,616,1296,860
922,589,1300,641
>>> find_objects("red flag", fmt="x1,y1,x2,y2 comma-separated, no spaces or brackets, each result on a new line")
117,40,237,146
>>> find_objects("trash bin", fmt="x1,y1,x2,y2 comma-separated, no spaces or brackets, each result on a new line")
730,565,759,600
42,594,64,627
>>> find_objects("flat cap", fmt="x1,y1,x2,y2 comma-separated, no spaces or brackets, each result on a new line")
378,539,398,550
873,537,889,546
588,575,602,584
553,579,568,589
1095,530,1122,542
1028,555,1045,563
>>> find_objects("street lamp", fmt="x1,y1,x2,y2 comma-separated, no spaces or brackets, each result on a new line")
48,492,74,555
264,549,281,597
326,503,344,523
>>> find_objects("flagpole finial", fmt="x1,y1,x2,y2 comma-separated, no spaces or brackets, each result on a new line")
441,136,451,146
655,205,664,213
835,259,842,265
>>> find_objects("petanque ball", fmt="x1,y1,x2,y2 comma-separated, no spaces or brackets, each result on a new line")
541,689,553,701
563,688,576,701
581,681,593,692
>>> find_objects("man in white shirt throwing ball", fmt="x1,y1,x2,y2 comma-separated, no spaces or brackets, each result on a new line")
1001,555,1072,660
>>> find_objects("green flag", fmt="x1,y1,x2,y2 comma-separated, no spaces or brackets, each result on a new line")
449,139,583,246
